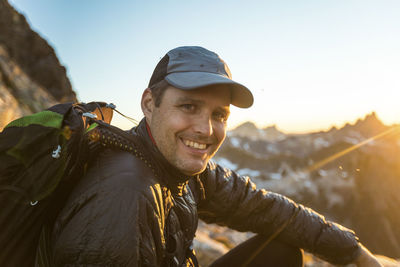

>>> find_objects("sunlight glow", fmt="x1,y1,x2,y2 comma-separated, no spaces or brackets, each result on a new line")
306,126,400,173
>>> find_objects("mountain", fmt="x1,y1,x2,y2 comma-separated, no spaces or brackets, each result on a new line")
207,113,400,263
230,121,286,142
0,0,76,129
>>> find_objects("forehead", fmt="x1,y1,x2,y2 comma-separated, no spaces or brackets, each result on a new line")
164,85,231,107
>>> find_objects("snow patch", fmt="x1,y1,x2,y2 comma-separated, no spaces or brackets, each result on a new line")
237,168,261,177
304,180,313,188
292,171,308,180
344,137,360,145
266,144,279,154
269,172,282,180
215,158,238,170
313,137,330,149
318,169,328,177
230,137,241,148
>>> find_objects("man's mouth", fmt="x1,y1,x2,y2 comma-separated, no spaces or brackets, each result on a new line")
182,138,208,150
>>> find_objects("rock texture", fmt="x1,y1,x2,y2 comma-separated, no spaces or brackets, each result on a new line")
0,0,76,129
0,45,56,129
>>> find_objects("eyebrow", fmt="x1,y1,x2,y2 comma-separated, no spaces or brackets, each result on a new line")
175,96,204,105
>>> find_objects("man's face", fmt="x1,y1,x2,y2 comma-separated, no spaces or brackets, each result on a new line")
144,85,230,176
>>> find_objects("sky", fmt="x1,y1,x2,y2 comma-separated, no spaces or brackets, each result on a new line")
8,0,400,133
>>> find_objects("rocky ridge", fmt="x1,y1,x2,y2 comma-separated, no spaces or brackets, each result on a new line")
0,0,76,129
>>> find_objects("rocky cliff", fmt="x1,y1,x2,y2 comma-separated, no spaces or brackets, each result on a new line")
0,0,76,129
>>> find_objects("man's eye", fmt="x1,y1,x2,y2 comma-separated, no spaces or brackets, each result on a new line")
180,104,196,112
213,112,228,122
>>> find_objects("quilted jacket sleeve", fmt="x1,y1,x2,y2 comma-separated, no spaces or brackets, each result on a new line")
196,161,361,265
51,150,166,267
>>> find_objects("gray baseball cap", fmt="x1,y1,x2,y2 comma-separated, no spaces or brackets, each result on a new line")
148,46,253,108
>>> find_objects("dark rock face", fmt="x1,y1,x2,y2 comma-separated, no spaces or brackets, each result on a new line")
0,0,77,129
0,0,76,103
0,44,57,129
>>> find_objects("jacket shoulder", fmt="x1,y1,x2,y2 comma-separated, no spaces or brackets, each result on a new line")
52,148,166,265
86,148,159,191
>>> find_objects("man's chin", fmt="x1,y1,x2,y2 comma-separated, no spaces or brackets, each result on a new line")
180,163,208,176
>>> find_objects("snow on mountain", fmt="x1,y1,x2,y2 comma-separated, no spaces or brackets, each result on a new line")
214,158,238,171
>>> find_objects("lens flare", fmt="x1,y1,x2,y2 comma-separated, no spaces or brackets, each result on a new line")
306,126,400,173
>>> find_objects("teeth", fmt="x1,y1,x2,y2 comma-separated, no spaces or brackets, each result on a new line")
184,139,206,149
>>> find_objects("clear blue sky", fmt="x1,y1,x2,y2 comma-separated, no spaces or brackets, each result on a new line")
9,0,400,133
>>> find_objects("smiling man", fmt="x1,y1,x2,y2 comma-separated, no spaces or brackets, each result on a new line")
50,46,382,266
142,85,231,175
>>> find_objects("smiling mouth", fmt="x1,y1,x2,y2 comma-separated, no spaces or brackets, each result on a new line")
182,138,208,150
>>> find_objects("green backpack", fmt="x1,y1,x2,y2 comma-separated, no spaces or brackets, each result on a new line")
0,102,118,266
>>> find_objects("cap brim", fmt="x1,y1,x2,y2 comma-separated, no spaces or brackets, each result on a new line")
165,72,253,108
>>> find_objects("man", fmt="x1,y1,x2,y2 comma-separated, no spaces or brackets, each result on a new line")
50,46,382,266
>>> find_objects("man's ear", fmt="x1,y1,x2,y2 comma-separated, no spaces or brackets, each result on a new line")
141,88,155,124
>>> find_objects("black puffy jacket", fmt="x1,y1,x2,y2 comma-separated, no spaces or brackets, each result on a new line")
50,119,361,266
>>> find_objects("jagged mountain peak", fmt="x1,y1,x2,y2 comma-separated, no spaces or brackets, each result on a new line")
230,121,286,142
233,121,258,131
262,124,278,131
357,112,384,127
341,111,387,138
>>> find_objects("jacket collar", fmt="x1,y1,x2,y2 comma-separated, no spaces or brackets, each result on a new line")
133,118,193,194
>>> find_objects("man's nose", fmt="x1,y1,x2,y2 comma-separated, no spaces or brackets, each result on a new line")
193,115,213,136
